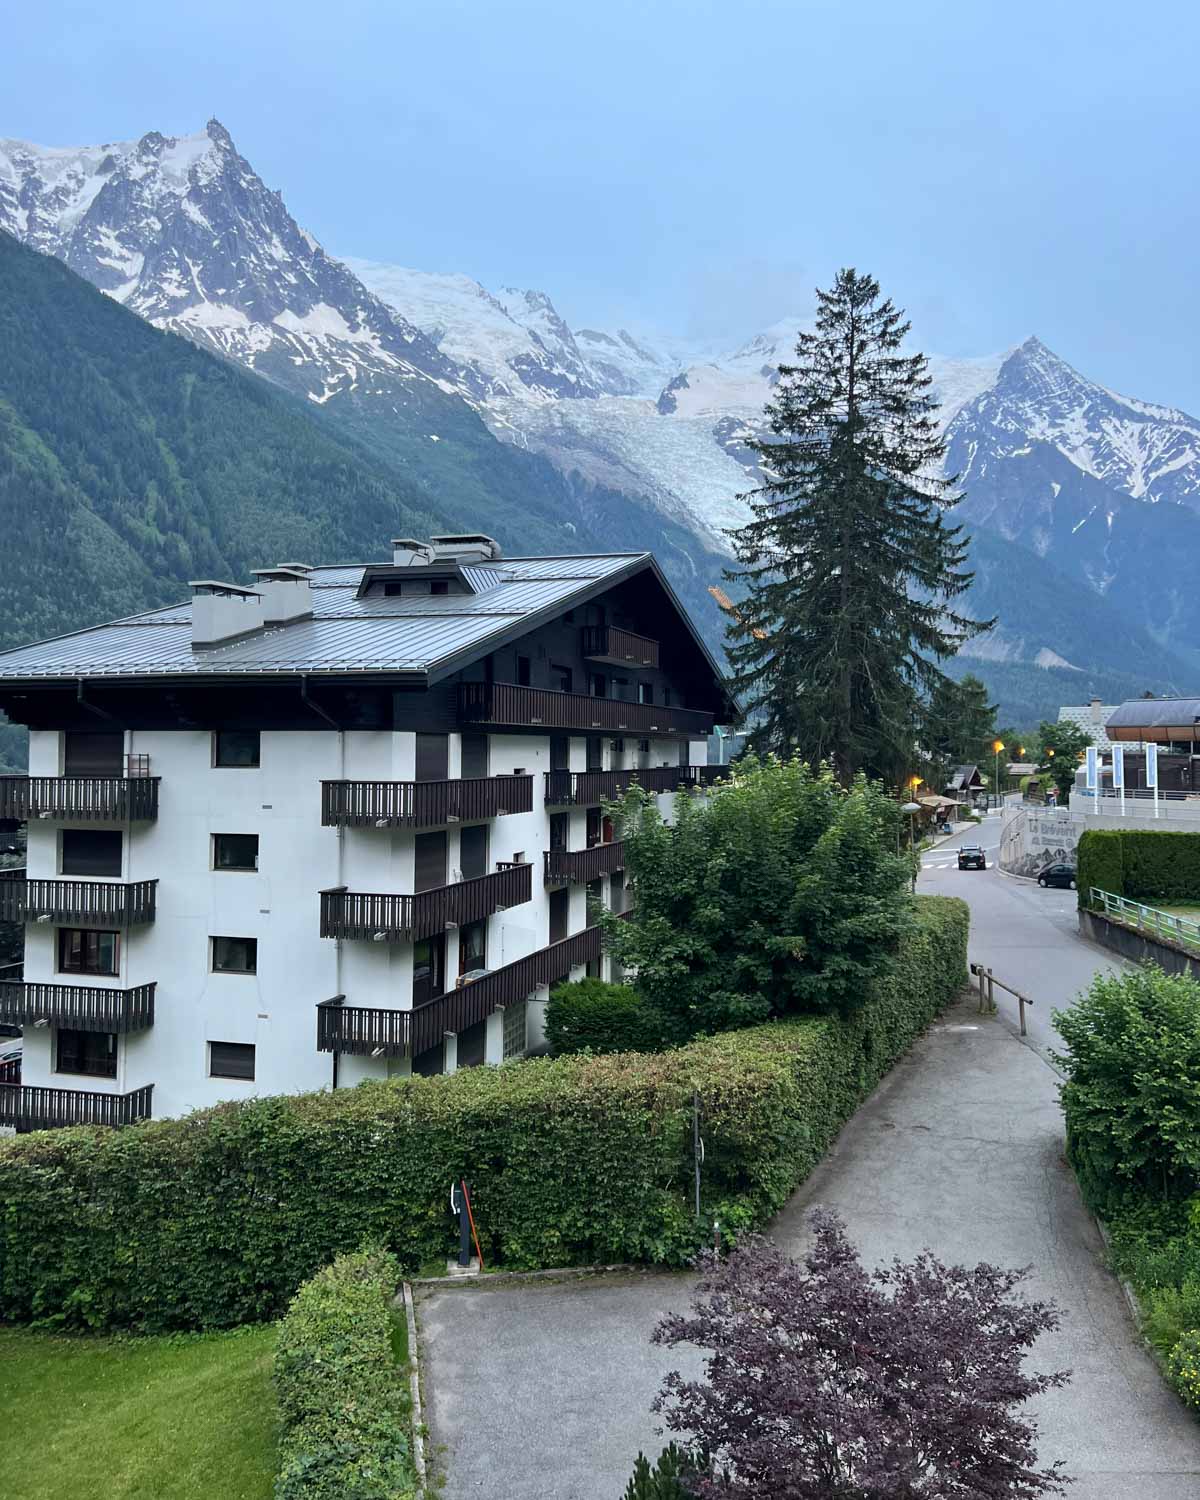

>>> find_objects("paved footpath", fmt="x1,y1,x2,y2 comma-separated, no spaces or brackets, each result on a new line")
417,818,1200,1499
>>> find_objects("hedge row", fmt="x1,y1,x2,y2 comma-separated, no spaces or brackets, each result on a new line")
0,895,967,1332
273,1248,415,1500
1077,828,1200,906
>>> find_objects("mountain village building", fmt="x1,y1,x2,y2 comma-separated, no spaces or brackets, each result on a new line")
0,536,730,1130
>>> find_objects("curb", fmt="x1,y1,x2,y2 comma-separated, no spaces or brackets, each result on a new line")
401,1282,428,1490
410,1260,661,1290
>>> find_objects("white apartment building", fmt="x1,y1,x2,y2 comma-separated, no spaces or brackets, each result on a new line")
0,536,730,1129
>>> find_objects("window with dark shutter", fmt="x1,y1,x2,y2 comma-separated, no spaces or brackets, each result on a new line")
550,735,570,771
210,1041,255,1080
415,733,449,782
414,832,448,892
460,733,489,779
517,655,532,686
549,812,569,852
63,732,123,776
459,824,488,881
548,887,570,945
61,829,122,877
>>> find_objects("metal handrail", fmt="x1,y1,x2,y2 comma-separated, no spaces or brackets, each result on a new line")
1088,887,1200,948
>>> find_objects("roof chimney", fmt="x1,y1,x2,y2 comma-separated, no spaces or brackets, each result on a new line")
251,566,313,624
428,534,502,564
392,538,435,568
189,581,264,648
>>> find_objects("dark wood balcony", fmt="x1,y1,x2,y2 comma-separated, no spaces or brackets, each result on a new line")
544,842,626,884
316,924,604,1060
320,861,532,943
322,774,533,829
0,1081,153,1131
0,775,160,823
0,873,157,927
544,765,724,804
580,625,660,668
0,980,155,1033
458,682,714,738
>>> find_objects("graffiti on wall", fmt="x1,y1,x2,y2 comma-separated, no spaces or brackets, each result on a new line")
999,808,1084,879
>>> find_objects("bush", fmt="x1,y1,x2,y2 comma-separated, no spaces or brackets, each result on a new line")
545,978,663,1056
1167,1330,1200,1408
0,897,966,1333
273,1247,415,1500
621,1445,700,1499
1076,828,1200,907
1055,965,1200,1214
602,758,915,1040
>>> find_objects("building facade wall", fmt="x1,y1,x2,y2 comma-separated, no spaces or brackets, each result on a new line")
17,723,704,1119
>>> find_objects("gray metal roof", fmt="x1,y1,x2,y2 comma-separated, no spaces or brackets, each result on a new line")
0,552,676,682
1108,698,1200,729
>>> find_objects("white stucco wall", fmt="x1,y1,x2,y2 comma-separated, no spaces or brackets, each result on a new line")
18,724,702,1119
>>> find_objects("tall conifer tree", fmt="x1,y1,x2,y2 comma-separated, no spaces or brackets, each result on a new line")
725,268,990,784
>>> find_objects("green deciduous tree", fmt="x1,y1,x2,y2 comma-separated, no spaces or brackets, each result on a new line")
600,757,912,1040
725,267,989,785
1036,718,1092,800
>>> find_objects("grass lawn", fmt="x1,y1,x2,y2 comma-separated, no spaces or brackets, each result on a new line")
0,1324,277,1500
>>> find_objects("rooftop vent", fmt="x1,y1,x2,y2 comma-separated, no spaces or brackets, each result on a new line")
391,538,435,568
428,534,502,565
251,565,313,624
189,581,264,648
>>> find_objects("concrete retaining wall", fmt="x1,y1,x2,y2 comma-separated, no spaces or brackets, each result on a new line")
1000,805,1084,879
1078,907,1200,979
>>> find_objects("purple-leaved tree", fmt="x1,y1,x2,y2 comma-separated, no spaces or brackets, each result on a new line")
652,1214,1071,1498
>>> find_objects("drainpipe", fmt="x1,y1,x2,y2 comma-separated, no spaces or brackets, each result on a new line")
75,679,119,722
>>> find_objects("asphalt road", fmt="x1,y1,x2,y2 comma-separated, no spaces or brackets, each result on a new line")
918,808,1129,1058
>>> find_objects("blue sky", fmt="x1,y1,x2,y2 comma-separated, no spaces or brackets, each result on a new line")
9,0,1200,406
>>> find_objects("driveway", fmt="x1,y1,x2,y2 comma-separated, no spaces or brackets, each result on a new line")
416,814,1200,1500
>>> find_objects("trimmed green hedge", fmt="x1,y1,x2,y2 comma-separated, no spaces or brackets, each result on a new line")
1077,828,1200,906
274,1248,415,1500
545,977,663,1055
0,896,967,1332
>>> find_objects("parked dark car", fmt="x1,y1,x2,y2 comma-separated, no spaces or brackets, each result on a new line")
958,845,986,870
1037,863,1076,890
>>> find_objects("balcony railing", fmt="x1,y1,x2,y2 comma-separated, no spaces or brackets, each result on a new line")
0,980,155,1033
545,842,626,885
580,625,660,668
322,774,533,829
0,874,157,927
316,925,604,1060
0,775,160,823
320,862,533,943
0,1081,153,1131
458,682,714,737
544,765,727,804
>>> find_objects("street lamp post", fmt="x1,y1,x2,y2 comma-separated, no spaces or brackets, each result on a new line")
901,797,922,892
992,739,1006,811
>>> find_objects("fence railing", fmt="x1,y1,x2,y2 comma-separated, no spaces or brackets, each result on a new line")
580,625,660,667
544,842,626,885
0,775,160,822
320,862,533,942
457,681,714,737
1073,787,1200,821
0,874,158,927
316,924,605,1060
0,1081,153,1130
321,774,533,828
0,980,156,1033
544,764,729,805
1088,886,1200,950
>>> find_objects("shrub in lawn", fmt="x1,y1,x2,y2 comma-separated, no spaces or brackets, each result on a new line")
1055,965,1200,1214
0,896,966,1332
545,978,663,1056
650,1217,1071,1499
273,1247,414,1500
